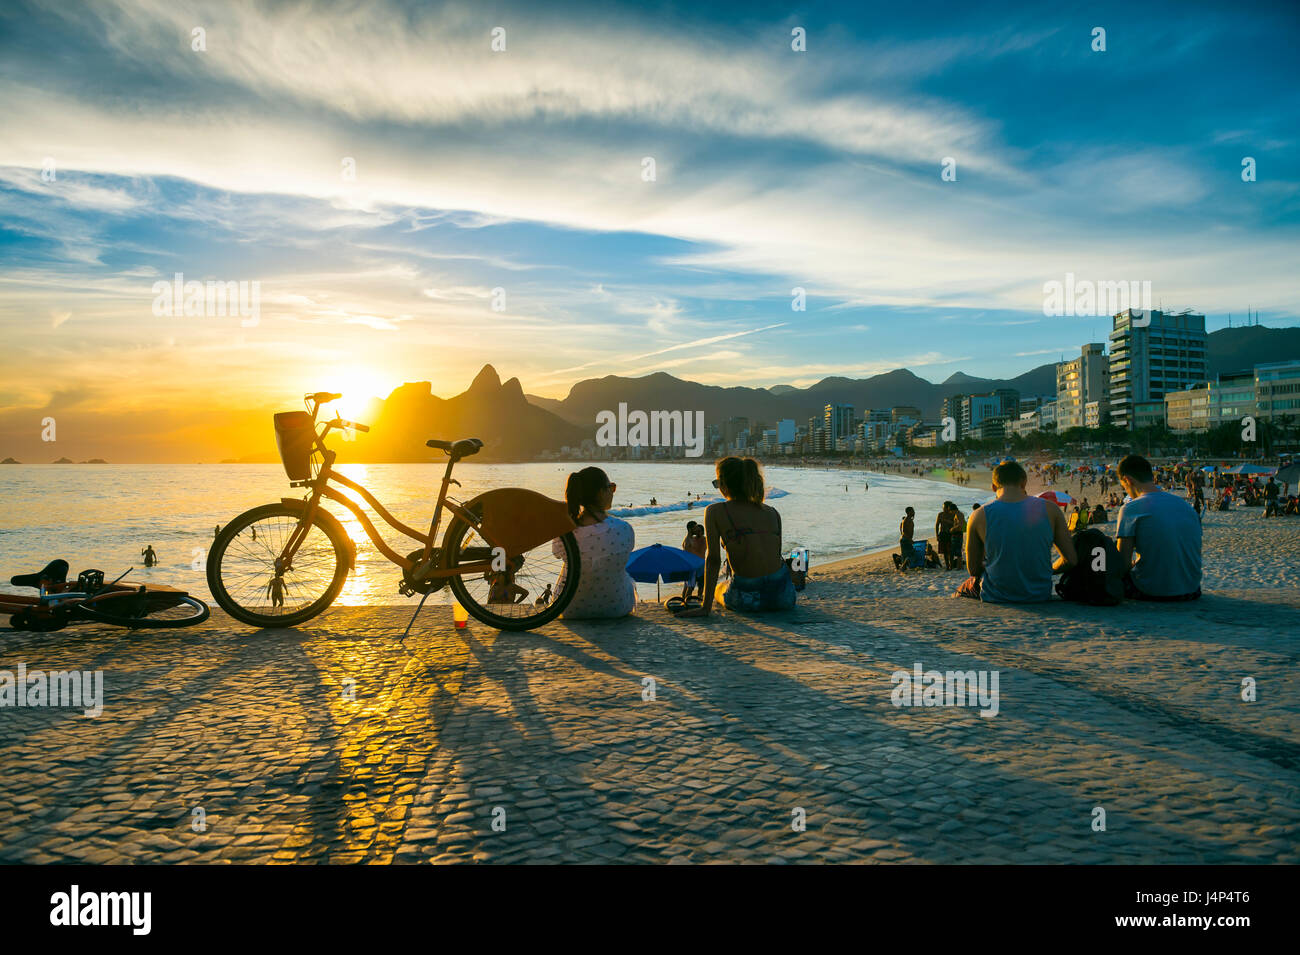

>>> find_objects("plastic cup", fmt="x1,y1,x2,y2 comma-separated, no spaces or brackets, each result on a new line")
453,600,468,629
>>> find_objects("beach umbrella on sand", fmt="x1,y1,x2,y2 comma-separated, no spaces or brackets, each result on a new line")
1276,463,1300,486
626,544,705,601
1038,490,1072,508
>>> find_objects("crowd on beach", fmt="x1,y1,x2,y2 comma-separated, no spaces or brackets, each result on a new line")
528,444,1296,621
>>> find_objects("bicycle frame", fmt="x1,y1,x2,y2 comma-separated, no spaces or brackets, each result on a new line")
273,406,574,585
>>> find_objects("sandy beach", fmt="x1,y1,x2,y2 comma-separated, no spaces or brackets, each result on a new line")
2,504,1296,864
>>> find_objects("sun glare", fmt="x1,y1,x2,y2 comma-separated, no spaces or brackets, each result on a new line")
327,371,389,421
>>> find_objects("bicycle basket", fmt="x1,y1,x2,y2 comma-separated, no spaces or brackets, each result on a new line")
274,411,317,481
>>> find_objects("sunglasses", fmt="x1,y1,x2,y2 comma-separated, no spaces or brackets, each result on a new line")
711,479,720,488
606,482,617,492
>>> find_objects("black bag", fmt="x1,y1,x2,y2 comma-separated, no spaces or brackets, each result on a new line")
1055,528,1124,606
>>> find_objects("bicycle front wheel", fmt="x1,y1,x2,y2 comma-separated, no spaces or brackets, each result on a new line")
207,502,350,627
444,518,580,631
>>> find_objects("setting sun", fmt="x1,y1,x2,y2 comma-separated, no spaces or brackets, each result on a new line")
326,371,391,422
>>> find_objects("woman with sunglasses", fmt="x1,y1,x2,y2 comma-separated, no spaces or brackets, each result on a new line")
551,466,636,619
676,456,795,617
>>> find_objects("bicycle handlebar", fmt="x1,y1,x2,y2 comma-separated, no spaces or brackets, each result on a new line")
327,417,370,433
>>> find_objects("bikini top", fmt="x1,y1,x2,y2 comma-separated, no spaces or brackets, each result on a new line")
720,502,780,555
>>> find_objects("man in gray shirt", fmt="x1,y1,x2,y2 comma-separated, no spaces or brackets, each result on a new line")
1116,454,1202,600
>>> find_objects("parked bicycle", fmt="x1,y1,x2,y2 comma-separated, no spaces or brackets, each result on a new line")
207,392,581,631
2,560,211,631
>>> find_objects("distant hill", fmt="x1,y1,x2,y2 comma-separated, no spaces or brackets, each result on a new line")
1206,326,1300,376
527,326,1297,438
531,364,1059,429
343,365,587,462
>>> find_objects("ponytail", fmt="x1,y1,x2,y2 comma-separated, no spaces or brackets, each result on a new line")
566,467,609,521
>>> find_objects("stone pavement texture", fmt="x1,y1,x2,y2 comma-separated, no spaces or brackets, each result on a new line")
1,579,1297,864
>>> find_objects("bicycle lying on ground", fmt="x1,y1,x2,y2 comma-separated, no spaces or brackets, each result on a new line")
2,560,211,631
207,392,581,631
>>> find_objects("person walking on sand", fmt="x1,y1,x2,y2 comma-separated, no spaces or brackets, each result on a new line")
1264,477,1280,518
956,460,1076,602
935,503,955,571
948,504,966,569
895,507,916,571
1116,454,1202,601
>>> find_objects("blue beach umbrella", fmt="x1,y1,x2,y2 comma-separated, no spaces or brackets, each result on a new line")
626,544,705,601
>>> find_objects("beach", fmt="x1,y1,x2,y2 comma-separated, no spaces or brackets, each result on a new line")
2,505,1296,864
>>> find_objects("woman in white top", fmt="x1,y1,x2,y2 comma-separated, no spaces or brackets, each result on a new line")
552,467,636,619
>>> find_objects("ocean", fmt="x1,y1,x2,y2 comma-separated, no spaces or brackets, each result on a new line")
0,462,973,606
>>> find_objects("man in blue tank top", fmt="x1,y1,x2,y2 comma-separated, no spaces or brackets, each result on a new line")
956,460,1077,602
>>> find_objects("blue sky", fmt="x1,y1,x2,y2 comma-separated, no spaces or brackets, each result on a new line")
1,0,1297,431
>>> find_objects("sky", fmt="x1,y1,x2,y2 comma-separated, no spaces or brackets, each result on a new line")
1,0,1298,460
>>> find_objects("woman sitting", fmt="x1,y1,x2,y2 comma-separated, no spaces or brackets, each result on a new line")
677,456,795,616
552,467,635,619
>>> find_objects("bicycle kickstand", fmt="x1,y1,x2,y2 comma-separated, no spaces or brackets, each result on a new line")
400,591,432,643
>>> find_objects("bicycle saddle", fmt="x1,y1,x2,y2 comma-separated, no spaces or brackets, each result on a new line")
11,559,69,589
426,438,483,458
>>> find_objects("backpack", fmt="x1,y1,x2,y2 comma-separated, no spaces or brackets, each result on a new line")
1055,528,1124,606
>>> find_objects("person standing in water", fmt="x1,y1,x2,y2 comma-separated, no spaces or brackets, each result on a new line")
141,545,158,567
266,575,285,609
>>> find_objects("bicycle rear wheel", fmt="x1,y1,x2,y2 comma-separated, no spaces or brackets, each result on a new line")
76,590,210,629
444,517,580,631
207,502,350,627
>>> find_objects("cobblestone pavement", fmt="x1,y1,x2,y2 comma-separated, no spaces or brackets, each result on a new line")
1,588,1297,863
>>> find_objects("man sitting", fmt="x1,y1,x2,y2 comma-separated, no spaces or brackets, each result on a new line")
1115,454,1202,601
956,460,1076,602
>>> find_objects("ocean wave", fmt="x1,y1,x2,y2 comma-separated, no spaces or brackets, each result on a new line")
611,487,789,518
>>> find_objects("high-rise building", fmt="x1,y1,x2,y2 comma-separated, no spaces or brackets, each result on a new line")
941,394,966,433
776,419,796,445
824,403,855,443
1056,343,1109,430
1108,309,1207,429
958,390,1018,437
724,416,750,450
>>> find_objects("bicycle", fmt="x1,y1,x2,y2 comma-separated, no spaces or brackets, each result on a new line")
2,560,211,631
206,392,581,631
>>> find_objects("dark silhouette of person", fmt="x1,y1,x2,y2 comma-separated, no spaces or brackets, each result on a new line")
141,545,158,567
266,575,285,609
